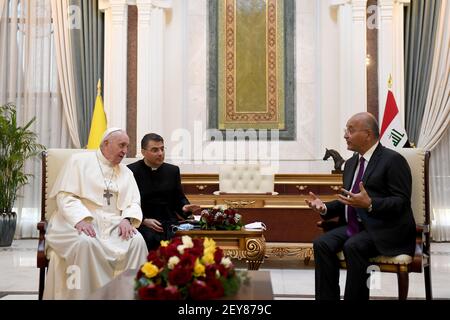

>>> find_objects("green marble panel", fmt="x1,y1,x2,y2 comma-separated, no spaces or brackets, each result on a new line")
235,0,267,113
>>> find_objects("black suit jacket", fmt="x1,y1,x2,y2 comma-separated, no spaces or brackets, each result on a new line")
127,160,190,223
324,144,416,256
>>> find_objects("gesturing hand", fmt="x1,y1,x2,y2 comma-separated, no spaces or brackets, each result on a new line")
118,219,137,240
182,204,202,214
305,192,326,214
75,220,96,237
337,182,372,209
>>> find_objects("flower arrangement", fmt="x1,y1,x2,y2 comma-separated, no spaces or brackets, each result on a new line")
135,235,245,300
199,206,243,231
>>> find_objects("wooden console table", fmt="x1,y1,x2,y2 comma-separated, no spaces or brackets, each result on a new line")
175,229,266,270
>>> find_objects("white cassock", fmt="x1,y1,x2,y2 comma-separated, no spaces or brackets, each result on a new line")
43,150,148,300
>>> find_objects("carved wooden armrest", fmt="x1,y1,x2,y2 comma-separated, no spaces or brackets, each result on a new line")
37,220,48,268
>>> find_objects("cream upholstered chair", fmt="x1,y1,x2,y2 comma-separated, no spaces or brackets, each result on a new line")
319,148,432,300
216,164,276,194
36,149,143,299
37,149,92,300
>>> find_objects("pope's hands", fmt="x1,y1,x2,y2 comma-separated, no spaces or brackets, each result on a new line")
337,182,372,209
143,218,164,233
75,220,96,237
305,192,326,214
118,219,137,240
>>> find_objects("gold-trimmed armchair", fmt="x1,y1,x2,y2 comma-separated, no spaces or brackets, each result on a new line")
318,148,432,300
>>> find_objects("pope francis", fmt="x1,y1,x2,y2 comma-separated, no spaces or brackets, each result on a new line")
43,128,148,299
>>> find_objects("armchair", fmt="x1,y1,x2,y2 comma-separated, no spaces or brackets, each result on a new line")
317,148,432,300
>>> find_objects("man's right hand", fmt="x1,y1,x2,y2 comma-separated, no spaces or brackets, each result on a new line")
143,218,164,233
75,220,96,237
305,192,326,214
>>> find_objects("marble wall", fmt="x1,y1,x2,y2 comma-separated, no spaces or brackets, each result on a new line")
158,0,343,174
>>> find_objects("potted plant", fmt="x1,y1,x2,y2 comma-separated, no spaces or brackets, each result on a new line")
0,103,44,247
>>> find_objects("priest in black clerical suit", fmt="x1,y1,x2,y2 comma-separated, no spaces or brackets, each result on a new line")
128,133,201,250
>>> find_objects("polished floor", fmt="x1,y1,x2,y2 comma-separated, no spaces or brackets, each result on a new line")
1,239,449,300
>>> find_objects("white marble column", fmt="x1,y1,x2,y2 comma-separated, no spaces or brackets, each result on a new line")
100,0,129,129
135,0,171,150
378,0,410,124
136,0,153,151
331,0,368,154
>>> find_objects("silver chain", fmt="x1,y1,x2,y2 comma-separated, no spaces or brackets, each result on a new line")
96,154,115,195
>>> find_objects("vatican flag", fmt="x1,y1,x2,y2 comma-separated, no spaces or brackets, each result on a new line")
87,79,107,149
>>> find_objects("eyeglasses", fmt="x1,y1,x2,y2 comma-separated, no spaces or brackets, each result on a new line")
343,128,369,135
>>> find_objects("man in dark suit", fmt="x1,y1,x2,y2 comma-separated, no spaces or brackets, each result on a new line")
305,112,416,300
128,133,201,250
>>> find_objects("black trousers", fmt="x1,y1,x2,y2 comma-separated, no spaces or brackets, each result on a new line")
313,225,379,300
138,221,177,251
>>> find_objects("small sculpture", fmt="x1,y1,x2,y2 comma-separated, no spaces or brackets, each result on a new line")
323,148,345,174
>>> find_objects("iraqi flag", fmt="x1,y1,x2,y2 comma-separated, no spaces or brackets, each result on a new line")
380,90,409,148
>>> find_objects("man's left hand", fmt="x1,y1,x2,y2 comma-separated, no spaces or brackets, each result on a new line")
182,204,202,214
118,219,137,240
337,182,372,209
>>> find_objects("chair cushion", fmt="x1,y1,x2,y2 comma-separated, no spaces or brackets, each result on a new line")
336,251,412,265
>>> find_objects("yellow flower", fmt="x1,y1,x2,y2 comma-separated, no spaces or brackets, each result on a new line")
141,262,159,278
203,237,216,250
160,240,169,247
202,252,215,265
193,258,206,277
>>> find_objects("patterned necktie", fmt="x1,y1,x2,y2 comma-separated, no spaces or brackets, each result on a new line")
346,157,365,237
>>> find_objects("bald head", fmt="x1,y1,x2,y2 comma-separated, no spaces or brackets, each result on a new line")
350,112,380,140
345,112,379,155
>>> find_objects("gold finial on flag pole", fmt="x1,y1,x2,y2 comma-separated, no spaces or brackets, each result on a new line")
97,79,102,96
387,74,393,90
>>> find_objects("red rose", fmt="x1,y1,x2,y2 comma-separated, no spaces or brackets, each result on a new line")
147,251,164,268
189,280,213,300
138,284,165,300
214,248,224,264
205,264,218,280
161,286,182,300
168,266,192,286
205,277,224,298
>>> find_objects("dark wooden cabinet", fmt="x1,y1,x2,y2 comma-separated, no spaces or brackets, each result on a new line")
181,173,343,243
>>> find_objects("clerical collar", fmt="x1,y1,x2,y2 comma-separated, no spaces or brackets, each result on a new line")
143,158,161,171
96,149,115,168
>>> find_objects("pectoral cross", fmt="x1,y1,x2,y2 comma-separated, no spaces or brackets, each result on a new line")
103,189,113,205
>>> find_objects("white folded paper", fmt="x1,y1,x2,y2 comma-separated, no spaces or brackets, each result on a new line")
245,222,267,230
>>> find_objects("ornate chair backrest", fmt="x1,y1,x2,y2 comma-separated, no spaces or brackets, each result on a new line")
42,149,93,221
395,148,430,226
219,164,274,193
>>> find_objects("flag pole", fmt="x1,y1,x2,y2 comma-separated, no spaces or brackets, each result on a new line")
97,78,102,96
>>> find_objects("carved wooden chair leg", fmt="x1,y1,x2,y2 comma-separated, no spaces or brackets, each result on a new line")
424,264,432,300
397,271,409,300
38,267,45,300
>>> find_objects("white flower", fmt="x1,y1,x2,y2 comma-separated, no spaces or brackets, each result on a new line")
168,256,180,269
181,235,194,248
221,257,232,268
177,244,185,254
